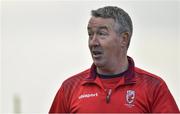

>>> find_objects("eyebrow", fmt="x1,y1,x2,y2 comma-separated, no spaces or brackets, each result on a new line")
87,25,109,31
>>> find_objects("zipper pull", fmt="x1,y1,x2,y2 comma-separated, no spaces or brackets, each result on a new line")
106,89,112,104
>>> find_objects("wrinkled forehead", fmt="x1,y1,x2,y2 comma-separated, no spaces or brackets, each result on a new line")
87,16,116,31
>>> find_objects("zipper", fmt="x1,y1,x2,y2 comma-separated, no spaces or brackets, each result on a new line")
106,89,112,104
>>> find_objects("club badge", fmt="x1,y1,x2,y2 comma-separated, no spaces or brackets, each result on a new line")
125,90,135,107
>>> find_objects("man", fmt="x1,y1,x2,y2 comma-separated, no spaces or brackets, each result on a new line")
49,6,179,113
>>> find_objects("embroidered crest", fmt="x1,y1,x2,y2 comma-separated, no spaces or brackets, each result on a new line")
125,90,135,107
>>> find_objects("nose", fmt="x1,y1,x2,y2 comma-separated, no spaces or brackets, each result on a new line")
89,34,100,47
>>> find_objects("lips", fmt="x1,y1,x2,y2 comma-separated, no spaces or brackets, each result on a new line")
92,50,103,58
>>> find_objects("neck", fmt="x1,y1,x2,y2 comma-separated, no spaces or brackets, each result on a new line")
97,56,129,75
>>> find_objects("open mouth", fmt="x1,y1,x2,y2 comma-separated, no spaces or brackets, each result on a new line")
92,50,103,58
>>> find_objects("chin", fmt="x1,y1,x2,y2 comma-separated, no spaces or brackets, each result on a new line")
93,61,105,68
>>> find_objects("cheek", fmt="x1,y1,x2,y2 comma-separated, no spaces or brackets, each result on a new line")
88,41,91,49
103,41,121,56
102,43,115,56
102,39,118,49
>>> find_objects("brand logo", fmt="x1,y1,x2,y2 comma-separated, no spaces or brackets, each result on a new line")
79,93,98,99
125,90,135,107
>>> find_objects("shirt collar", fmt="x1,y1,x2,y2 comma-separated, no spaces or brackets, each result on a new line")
82,56,136,85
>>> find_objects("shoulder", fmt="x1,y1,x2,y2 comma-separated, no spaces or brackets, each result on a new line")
61,68,90,87
134,67,166,86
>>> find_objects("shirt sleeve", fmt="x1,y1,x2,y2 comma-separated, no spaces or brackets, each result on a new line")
49,85,69,113
151,80,179,112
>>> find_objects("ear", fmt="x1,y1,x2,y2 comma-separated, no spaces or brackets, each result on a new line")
120,32,130,47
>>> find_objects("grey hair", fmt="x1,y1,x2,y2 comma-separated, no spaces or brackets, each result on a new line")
91,6,133,48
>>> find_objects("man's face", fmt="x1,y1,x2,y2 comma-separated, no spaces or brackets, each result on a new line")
88,16,125,69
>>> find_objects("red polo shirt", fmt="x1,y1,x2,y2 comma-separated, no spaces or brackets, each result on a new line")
49,57,179,113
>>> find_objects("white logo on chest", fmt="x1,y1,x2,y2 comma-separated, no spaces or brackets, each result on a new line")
79,93,98,99
125,90,136,108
